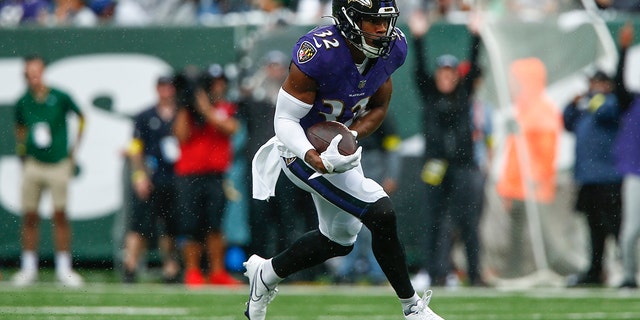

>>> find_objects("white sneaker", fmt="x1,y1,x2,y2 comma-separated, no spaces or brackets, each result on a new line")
445,273,460,288
411,270,431,292
404,290,444,320
56,269,84,287
12,269,38,287
243,254,278,320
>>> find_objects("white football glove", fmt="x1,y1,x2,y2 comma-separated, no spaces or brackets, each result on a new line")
319,135,362,173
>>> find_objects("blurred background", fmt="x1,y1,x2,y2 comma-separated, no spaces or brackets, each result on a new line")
1,0,639,288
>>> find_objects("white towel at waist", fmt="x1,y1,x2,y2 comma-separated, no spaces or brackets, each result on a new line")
251,136,297,200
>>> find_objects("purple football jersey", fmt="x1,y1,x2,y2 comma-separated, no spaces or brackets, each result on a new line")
291,25,408,130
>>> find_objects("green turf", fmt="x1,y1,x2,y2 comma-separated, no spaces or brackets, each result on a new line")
0,279,639,320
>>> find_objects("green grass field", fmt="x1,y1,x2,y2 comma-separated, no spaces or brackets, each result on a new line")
1,269,639,320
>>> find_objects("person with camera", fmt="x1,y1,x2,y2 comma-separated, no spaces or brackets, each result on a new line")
172,64,241,286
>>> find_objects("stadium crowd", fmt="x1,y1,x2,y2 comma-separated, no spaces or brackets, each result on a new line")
4,0,640,28
3,0,640,293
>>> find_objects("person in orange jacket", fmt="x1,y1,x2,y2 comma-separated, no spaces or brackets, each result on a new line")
496,57,562,277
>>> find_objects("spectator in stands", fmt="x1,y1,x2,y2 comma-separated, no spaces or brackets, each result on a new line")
113,0,196,26
596,0,640,11
198,0,251,16
254,0,294,27
595,0,612,10
332,118,402,285
408,10,487,288
88,0,116,23
54,0,98,26
563,69,622,287
122,75,181,284
401,0,470,25
506,0,559,14
295,0,330,24
613,23,640,289
0,0,50,26
173,64,241,286
12,54,85,287
426,0,471,19
238,50,321,282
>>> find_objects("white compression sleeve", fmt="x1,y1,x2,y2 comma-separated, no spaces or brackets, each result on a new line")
274,88,315,159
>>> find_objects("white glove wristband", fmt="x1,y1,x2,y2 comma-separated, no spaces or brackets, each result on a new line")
320,156,335,173
318,135,362,174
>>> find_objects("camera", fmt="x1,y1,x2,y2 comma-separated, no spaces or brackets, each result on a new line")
173,68,206,125
173,65,228,126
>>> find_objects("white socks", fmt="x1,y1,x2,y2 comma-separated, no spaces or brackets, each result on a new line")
261,259,283,289
55,251,72,274
21,251,74,273
21,251,38,273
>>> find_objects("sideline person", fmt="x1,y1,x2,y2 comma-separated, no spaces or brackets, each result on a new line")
12,54,85,287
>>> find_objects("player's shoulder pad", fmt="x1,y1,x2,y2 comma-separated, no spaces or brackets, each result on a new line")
391,27,408,62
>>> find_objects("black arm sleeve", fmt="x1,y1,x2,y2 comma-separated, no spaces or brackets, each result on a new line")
463,34,482,94
615,47,633,111
413,36,429,82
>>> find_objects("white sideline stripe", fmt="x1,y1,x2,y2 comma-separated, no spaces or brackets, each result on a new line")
320,313,640,320
0,283,637,299
433,312,640,320
319,317,396,320
0,306,189,315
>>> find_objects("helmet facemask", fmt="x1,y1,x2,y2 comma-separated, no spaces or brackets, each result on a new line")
333,1,399,59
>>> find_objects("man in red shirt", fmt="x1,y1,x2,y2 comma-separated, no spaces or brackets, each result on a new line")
173,64,240,286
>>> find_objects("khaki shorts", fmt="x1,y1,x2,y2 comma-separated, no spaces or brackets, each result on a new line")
21,157,72,212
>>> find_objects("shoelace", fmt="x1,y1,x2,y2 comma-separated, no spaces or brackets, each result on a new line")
265,286,279,304
259,269,278,304
411,290,433,314
421,290,433,307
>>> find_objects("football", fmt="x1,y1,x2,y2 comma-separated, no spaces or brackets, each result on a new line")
306,121,358,155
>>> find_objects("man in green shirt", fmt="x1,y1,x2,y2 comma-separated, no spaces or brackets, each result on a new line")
13,54,85,287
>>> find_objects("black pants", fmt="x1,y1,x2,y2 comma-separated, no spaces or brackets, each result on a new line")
248,171,317,258
575,182,622,278
421,165,485,284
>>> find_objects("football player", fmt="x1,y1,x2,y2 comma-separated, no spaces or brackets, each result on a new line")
247,0,445,319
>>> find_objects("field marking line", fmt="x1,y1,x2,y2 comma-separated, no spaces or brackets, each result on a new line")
0,306,190,315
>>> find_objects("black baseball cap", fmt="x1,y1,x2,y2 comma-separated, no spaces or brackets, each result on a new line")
157,75,174,85
589,70,612,82
207,63,227,81
436,54,459,68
